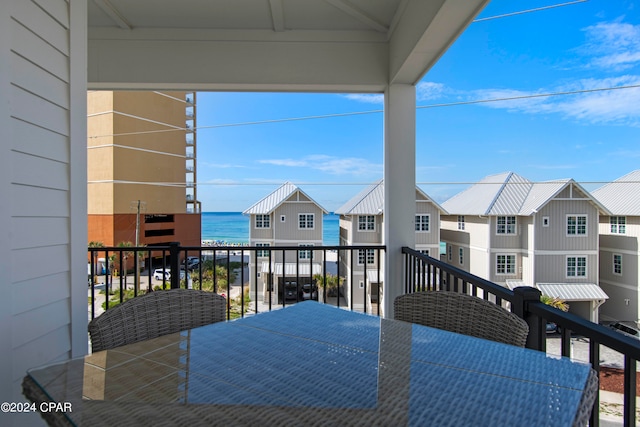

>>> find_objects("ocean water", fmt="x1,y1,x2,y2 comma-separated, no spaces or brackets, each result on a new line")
202,212,340,246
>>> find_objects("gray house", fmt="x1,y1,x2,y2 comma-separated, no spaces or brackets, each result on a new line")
592,170,640,324
335,180,446,312
243,182,328,304
441,172,609,322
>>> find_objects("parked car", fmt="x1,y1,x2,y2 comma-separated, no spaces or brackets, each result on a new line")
185,257,200,270
153,269,170,281
546,322,560,334
302,284,317,300
609,322,640,339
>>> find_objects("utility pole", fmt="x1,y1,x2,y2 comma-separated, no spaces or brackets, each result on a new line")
131,200,146,293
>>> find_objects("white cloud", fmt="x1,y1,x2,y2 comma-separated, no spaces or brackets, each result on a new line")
583,21,640,71
473,75,640,126
343,94,384,104
258,155,381,176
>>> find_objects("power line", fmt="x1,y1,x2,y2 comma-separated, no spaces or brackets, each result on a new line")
472,1,588,23
88,83,640,140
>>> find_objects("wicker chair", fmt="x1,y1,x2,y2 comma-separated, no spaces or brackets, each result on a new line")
394,291,529,347
89,289,227,352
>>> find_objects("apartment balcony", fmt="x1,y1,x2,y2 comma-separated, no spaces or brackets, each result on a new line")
186,136,194,145
87,243,640,426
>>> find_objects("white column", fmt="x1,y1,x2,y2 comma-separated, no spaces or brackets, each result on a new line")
383,84,416,318
70,0,89,358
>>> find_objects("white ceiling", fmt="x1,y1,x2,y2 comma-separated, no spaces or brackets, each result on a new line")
87,0,489,92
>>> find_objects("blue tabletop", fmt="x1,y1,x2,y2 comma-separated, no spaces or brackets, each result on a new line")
27,301,592,426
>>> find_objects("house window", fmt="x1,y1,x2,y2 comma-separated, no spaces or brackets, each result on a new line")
358,280,365,289
256,243,270,258
457,216,465,230
542,216,550,227
567,256,587,277
447,245,452,261
358,215,375,231
613,254,622,275
497,216,516,234
255,214,270,228
299,213,314,229
611,216,626,234
420,249,430,256
496,254,516,275
280,215,286,222
567,215,587,236
459,248,464,265
299,244,313,260
415,214,430,232
358,249,375,265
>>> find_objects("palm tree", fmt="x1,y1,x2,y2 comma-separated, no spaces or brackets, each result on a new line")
540,294,569,312
116,241,134,289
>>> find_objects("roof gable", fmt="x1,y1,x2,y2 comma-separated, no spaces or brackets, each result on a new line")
592,170,640,215
243,182,328,215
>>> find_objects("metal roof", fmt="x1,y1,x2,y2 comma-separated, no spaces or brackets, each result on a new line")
335,180,447,215
536,283,609,302
261,262,324,276
243,182,328,215
442,172,610,216
592,170,640,215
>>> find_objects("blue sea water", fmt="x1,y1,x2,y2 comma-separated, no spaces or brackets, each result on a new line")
202,212,340,246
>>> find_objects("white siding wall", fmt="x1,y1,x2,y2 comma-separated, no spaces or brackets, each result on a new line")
1,0,87,417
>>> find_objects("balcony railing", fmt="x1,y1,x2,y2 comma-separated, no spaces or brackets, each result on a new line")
402,247,640,427
86,243,640,426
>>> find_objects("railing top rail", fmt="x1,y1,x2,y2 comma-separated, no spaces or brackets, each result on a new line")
528,300,640,360
402,247,515,302
185,245,387,251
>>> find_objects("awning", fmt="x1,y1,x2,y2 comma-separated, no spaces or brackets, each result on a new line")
260,262,323,276
366,270,384,283
505,280,528,290
536,283,609,302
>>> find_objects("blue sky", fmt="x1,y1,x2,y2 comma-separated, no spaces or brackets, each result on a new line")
195,0,640,212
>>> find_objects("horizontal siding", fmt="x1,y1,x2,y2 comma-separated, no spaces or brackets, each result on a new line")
12,298,70,348
11,271,70,315
11,151,68,190
11,245,69,283
11,85,69,135
11,117,69,162
10,17,69,82
11,52,69,108
13,0,69,55
32,0,70,29
11,217,69,249
12,326,70,383
11,185,69,217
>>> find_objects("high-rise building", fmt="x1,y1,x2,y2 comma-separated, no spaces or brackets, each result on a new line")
87,91,201,248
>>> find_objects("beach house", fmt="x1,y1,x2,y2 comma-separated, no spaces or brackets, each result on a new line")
592,170,640,324
335,180,446,312
441,172,610,322
243,182,328,304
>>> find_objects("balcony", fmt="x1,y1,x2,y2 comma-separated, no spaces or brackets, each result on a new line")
87,243,640,426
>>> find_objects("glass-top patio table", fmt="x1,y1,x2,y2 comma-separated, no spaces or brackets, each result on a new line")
24,301,592,426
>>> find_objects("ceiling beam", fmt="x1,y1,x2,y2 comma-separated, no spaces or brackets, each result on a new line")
93,0,132,30
269,0,285,32
324,0,389,33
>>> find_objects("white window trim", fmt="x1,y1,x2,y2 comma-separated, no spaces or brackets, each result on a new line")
611,216,626,234
357,249,375,266
256,242,271,258
447,245,452,261
280,215,286,223
255,214,271,229
415,214,430,233
542,216,550,227
566,255,587,278
496,253,517,275
358,280,365,289
458,247,464,265
613,253,623,276
358,215,376,232
457,215,465,231
298,244,314,260
566,214,588,237
496,216,517,235
298,213,315,230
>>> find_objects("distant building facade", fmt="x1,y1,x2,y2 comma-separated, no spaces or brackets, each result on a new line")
592,170,640,324
441,172,609,322
87,91,201,249
243,182,327,303
335,180,446,312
